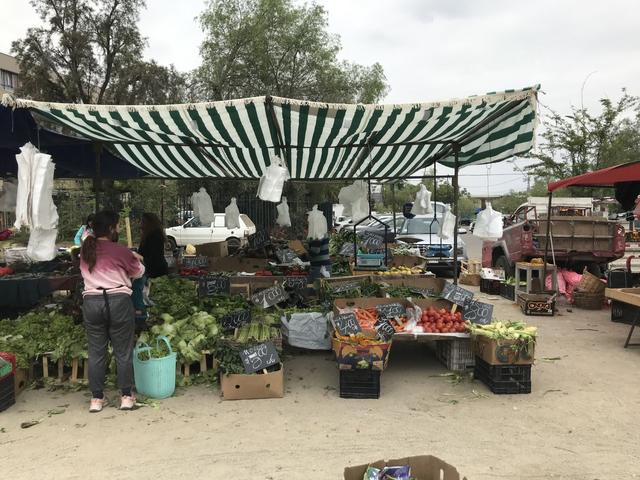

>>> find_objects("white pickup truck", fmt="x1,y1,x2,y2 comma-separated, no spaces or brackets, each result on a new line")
165,214,256,250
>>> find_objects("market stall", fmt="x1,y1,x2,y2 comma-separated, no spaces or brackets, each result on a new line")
0,85,541,404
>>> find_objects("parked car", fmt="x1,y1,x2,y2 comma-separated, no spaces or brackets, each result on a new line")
395,215,467,273
334,216,353,232
165,214,257,251
354,214,404,241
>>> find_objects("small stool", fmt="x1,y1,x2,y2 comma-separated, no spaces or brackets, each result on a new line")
515,262,558,295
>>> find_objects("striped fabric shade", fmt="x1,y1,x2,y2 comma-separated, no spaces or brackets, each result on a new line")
4,85,539,179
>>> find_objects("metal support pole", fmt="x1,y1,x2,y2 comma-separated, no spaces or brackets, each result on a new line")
543,192,553,281
160,179,166,226
391,182,397,234
452,143,461,284
93,143,103,211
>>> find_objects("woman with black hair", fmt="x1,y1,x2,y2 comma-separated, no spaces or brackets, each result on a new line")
80,210,144,412
74,213,95,246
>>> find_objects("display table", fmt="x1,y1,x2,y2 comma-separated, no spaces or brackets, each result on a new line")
0,274,81,308
604,287,640,347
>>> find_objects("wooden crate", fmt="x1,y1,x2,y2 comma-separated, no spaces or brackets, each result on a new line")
177,351,218,377
41,354,88,383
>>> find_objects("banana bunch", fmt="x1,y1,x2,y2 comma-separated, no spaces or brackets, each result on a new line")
467,321,537,341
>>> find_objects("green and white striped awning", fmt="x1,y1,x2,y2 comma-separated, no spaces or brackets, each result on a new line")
3,85,539,180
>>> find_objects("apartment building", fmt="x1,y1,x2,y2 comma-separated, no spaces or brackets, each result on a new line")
0,52,19,96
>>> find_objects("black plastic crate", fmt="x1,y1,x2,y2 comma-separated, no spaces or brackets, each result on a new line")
474,357,531,395
608,269,634,289
611,300,639,325
0,372,16,412
500,282,516,301
339,369,380,399
480,278,501,295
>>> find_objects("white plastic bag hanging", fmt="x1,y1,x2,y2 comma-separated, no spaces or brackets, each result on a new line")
191,187,214,225
0,179,17,212
439,207,457,240
410,184,433,215
473,202,504,240
276,196,292,227
224,197,241,229
27,228,58,261
307,204,328,240
258,157,290,203
338,180,369,223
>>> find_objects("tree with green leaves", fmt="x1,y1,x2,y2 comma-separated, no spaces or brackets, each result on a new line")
195,0,389,103
527,90,639,182
12,0,186,104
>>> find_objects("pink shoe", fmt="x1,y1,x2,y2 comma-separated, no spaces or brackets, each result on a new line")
89,397,108,413
119,395,136,411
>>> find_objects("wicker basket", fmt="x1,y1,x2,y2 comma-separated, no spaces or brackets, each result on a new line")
573,290,604,310
577,270,605,294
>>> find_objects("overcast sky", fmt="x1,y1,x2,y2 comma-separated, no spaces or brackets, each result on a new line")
2,0,639,196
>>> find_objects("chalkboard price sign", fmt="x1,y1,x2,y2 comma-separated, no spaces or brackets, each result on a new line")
333,312,361,336
221,309,251,330
249,230,270,249
376,302,406,319
331,282,362,294
182,255,209,268
442,283,474,307
239,341,280,374
462,299,493,325
375,318,396,342
409,287,436,298
197,275,231,296
276,248,298,264
360,232,384,250
284,276,308,291
251,284,289,308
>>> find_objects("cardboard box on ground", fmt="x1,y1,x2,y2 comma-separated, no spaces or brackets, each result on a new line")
219,364,284,400
472,335,535,365
195,241,228,258
343,455,466,480
209,256,269,272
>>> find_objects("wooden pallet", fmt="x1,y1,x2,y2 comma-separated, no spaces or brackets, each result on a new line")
41,354,88,383
176,351,218,377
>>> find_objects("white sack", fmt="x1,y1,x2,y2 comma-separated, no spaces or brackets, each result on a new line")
224,197,241,229
0,179,17,212
258,157,290,203
439,208,457,240
27,227,58,261
411,184,433,215
276,196,292,227
281,312,331,350
30,153,58,230
307,204,328,240
191,187,214,225
473,202,504,240
14,143,34,229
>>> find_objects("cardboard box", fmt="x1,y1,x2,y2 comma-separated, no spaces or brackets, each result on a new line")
331,335,391,371
459,273,481,286
472,334,535,365
209,256,270,273
390,254,427,269
196,241,228,258
288,240,307,256
14,368,28,396
344,455,466,480
220,365,284,400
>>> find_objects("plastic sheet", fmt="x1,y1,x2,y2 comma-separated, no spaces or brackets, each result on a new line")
338,180,369,222
276,197,292,227
307,204,328,240
439,208,456,240
224,197,240,229
257,157,290,202
473,202,503,240
410,184,433,215
191,187,215,225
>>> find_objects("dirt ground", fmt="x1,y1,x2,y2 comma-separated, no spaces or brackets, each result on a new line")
2,286,640,480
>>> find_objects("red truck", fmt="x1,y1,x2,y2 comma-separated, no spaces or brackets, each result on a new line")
482,202,625,277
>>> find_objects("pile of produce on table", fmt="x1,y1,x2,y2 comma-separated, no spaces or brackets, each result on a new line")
329,229,356,257
380,285,437,299
232,312,281,345
467,321,537,344
325,283,381,299
349,307,409,333
334,332,388,346
179,267,210,277
0,306,87,368
374,266,423,276
416,306,466,333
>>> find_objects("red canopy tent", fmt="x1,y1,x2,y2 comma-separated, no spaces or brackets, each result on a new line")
548,161,640,192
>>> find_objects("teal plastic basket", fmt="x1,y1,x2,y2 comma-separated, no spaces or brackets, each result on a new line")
133,336,177,399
